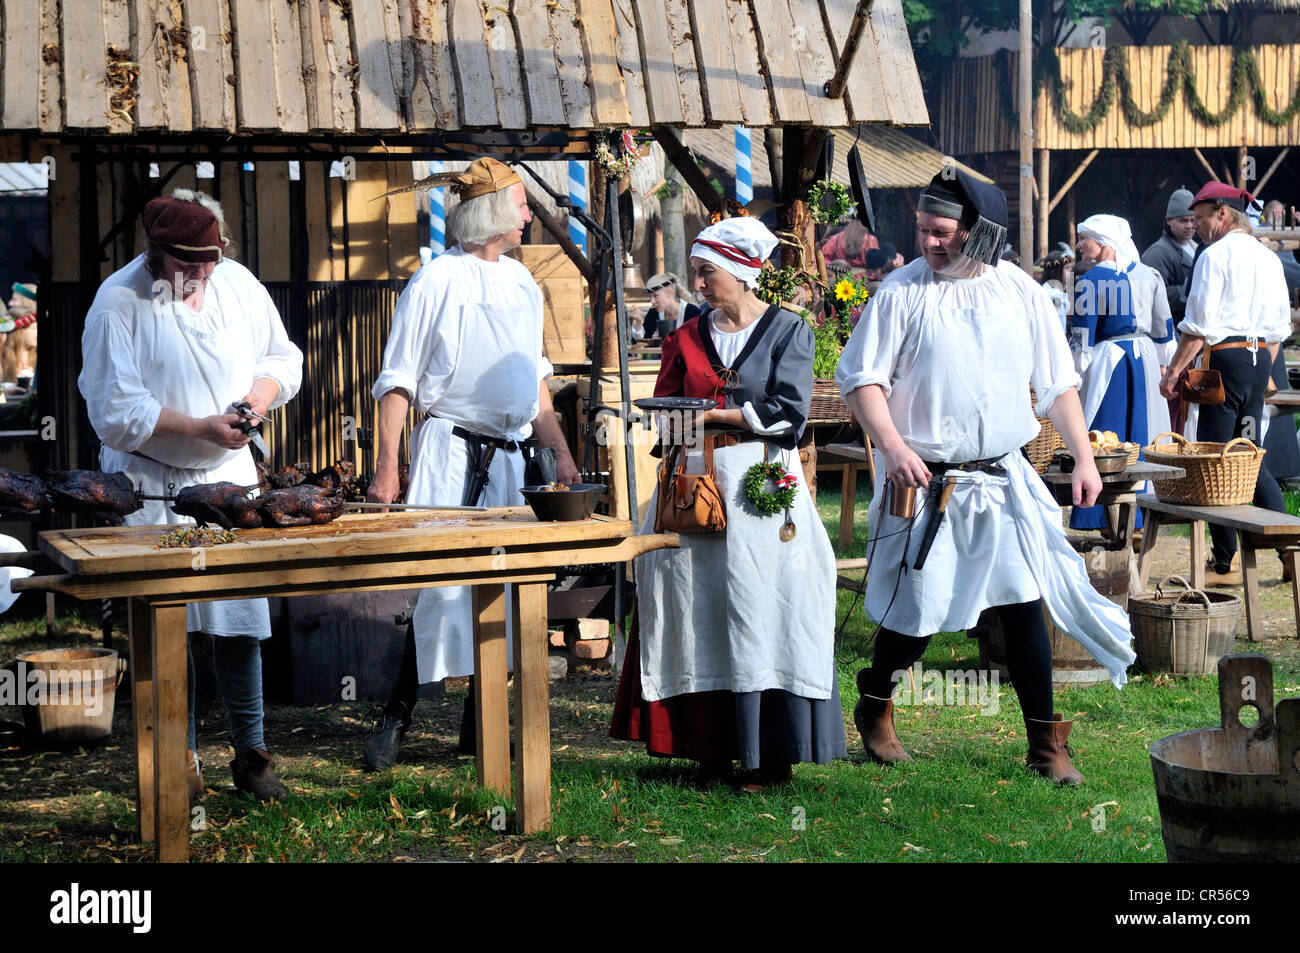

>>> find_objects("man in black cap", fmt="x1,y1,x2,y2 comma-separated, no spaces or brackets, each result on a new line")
836,169,1136,785
1142,188,1198,328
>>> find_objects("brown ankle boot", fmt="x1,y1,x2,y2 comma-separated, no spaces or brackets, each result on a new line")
1025,714,1084,785
853,676,913,764
187,749,204,804
230,748,289,801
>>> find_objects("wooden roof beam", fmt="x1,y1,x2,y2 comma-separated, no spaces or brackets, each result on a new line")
824,0,876,100
1047,148,1098,215
651,126,725,215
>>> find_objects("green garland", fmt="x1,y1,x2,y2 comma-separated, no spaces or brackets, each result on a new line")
993,41,1300,133
806,180,855,226
743,461,797,516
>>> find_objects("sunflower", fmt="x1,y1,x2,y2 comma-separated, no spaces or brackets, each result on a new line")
834,278,856,302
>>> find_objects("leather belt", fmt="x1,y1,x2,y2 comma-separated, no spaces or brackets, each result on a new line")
1208,336,1260,353
449,425,529,453
709,431,764,448
922,457,1007,476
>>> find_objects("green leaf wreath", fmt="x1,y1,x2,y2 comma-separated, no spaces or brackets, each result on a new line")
743,460,798,516
807,180,855,226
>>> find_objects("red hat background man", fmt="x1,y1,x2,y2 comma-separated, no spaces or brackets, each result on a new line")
78,189,303,802
1159,183,1292,584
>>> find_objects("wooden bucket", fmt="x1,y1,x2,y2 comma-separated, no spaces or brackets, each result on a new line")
1150,654,1300,862
974,541,1128,689
15,647,122,746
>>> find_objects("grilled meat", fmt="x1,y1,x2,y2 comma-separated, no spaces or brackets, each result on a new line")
46,470,142,525
256,461,273,495
269,462,311,489
171,482,264,530
0,467,50,514
308,460,356,492
257,485,348,527
396,464,410,504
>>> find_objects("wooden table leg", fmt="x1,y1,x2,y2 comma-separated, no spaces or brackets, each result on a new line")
1240,543,1263,643
1136,512,1161,593
1189,520,1207,590
862,434,875,486
127,597,155,844
1286,546,1300,640
838,463,855,550
512,581,551,833
150,602,188,863
471,584,511,793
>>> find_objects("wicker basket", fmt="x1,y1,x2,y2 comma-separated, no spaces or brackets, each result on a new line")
1022,389,1066,473
1142,431,1266,505
1130,576,1241,676
810,378,852,423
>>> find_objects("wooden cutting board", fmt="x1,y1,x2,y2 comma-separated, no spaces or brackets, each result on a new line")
38,508,634,576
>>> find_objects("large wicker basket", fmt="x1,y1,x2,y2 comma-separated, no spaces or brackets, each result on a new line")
1022,389,1066,473
810,378,852,423
1130,577,1241,676
1142,431,1266,505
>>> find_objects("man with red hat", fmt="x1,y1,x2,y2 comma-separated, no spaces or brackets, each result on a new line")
79,189,303,802
1159,182,1291,584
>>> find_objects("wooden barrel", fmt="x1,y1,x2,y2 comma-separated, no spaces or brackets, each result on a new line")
16,647,120,746
974,540,1129,689
1150,655,1300,862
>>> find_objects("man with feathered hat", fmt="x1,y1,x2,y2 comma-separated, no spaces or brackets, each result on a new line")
836,169,1136,784
365,158,580,770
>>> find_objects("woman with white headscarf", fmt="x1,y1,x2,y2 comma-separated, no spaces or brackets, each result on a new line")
1067,214,1171,531
611,216,845,791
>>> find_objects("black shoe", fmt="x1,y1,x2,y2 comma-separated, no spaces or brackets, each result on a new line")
364,702,409,772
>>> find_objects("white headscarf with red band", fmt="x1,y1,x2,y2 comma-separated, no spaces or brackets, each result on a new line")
690,217,778,289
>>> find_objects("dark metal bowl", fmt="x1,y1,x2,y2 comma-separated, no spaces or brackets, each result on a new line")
520,484,606,521
0,719,25,749
1056,450,1128,474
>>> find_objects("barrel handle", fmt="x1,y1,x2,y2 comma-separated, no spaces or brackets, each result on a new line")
1278,698,1300,781
1217,654,1275,742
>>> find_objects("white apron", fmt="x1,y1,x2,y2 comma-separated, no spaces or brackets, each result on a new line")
1078,333,1171,444
407,301,539,684
865,451,1135,687
103,445,270,639
635,441,837,702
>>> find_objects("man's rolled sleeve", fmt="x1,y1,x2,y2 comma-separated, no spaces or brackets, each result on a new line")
78,311,163,453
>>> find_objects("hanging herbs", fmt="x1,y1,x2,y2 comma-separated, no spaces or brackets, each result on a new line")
993,41,1300,133
806,180,855,226
742,460,798,516
755,265,808,306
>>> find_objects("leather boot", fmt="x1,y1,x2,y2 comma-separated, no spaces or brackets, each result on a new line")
231,748,289,801
363,702,410,772
1025,714,1084,785
187,749,205,804
853,673,912,764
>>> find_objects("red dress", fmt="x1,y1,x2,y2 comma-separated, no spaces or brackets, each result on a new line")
609,317,742,763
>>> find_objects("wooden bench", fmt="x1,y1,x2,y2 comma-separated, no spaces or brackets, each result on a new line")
817,439,875,549
1136,493,1300,642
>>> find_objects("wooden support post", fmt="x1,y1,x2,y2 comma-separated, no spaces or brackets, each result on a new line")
512,581,551,833
1048,149,1098,215
1236,145,1248,190
1255,147,1291,197
651,126,724,215
1018,0,1034,274
471,584,511,794
1037,147,1050,262
824,0,876,99
1067,189,1077,247
1193,148,1219,184
128,598,156,844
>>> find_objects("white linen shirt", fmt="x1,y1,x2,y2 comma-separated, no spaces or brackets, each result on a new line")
1180,231,1291,345
836,259,1080,463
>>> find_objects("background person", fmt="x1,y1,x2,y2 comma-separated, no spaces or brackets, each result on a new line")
629,273,701,341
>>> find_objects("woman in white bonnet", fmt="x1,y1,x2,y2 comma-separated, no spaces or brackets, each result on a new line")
611,215,845,790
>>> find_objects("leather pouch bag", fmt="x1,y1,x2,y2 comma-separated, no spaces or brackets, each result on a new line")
654,438,727,534
1179,367,1225,405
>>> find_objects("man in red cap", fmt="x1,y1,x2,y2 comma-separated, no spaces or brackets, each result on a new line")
79,189,303,802
1159,182,1291,584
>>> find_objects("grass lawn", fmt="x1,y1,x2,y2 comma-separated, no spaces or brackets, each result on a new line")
2,475,1298,863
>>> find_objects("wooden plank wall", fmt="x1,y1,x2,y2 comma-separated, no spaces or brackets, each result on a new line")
1,0,928,134
937,44,1300,155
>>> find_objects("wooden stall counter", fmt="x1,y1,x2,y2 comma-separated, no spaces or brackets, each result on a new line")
15,509,678,862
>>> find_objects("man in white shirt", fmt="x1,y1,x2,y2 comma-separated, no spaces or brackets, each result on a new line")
1160,182,1292,583
837,170,1134,786
364,158,579,770
79,191,303,802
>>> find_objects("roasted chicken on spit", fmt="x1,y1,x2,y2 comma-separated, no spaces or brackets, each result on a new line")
46,470,142,524
257,485,348,526
0,466,50,514
172,482,265,530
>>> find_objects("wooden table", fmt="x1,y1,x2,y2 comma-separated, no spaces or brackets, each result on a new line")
816,439,875,549
1266,391,1300,409
13,509,677,862
1135,493,1300,642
